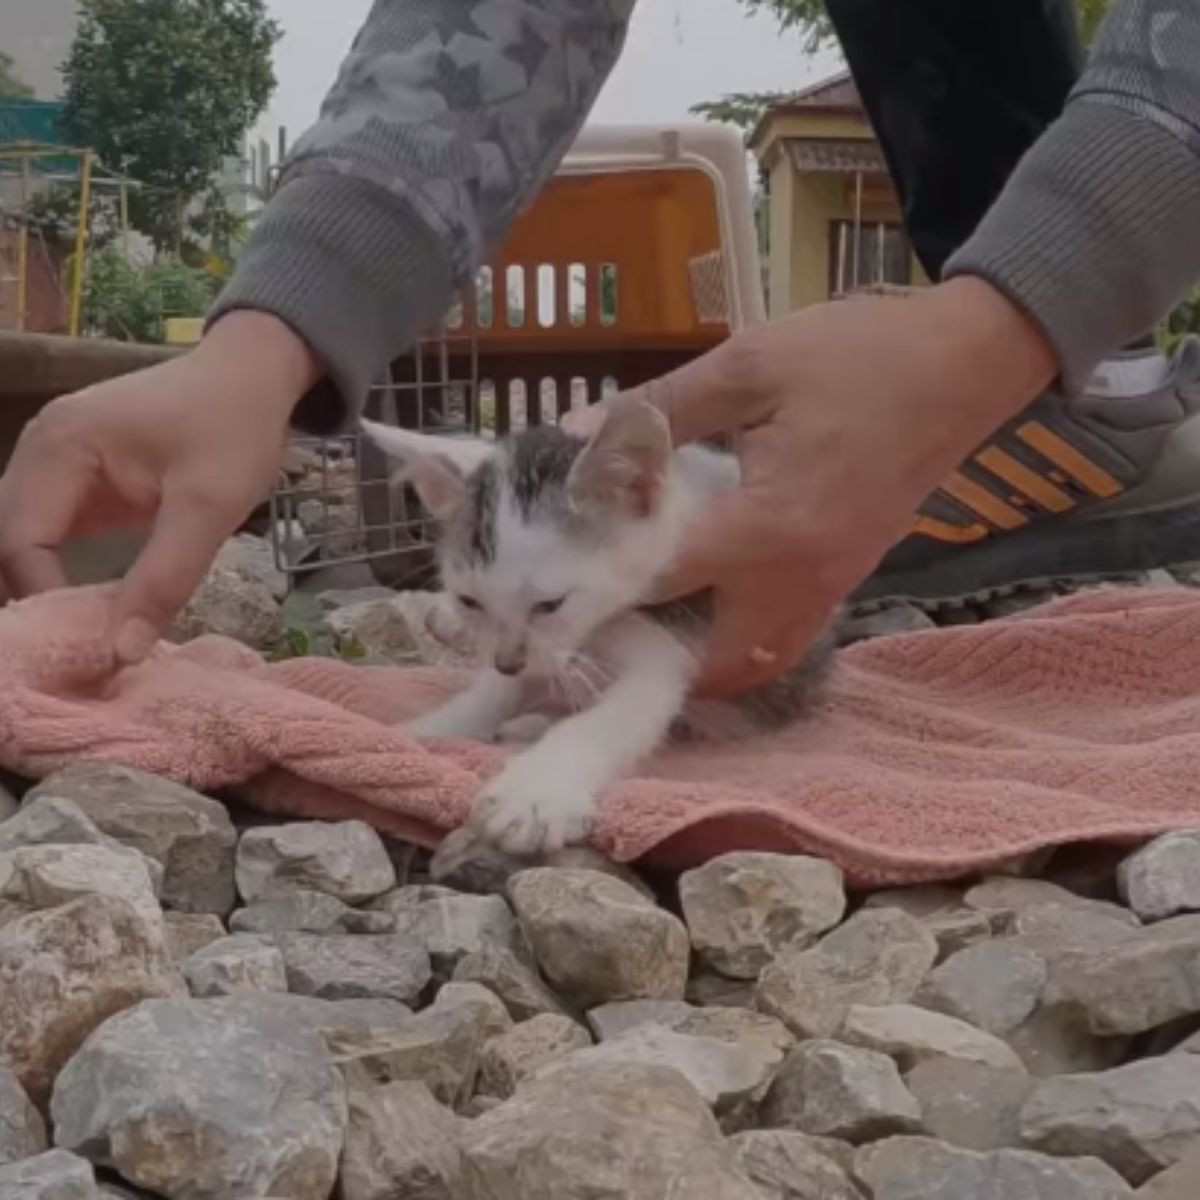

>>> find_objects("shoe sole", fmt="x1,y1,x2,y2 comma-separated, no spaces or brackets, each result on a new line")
853,499,1200,614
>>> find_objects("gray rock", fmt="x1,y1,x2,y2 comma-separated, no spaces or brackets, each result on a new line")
162,912,225,962
678,852,846,979
840,1003,1026,1072
451,947,570,1022
854,1136,1133,1200
1119,832,1200,922
388,892,526,980
903,1058,1034,1151
862,886,963,920
329,985,498,1109
1021,1056,1200,1184
326,597,424,663
0,1064,47,1165
918,941,1047,1035
219,992,413,1046
561,1022,786,1128
168,565,284,650
236,820,396,904
509,869,689,1008
921,909,994,962
230,890,393,936
275,932,431,1005
839,604,936,643
587,999,695,1041
0,895,181,1105
728,1129,864,1199
25,764,237,916
457,1060,762,1199
686,969,758,1008
965,877,1138,933
0,1150,96,1200
435,982,513,1041
181,934,287,998
1042,915,1200,1034
0,843,162,930
1137,1148,1200,1199
51,997,346,1200
339,1078,465,1200
756,909,938,1039
214,533,288,602
674,1006,795,1056
1005,1004,1132,1078
478,1014,592,1098
761,1040,921,1143
1013,901,1143,953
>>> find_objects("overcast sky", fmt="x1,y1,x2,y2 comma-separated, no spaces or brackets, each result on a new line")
264,0,843,138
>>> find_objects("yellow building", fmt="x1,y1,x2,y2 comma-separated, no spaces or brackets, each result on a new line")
749,71,928,316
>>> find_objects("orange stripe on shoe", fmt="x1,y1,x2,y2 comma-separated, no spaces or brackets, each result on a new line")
1016,422,1124,499
939,472,1029,531
911,515,990,544
975,446,1076,514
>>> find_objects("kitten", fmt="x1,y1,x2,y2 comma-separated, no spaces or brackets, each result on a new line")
362,400,832,855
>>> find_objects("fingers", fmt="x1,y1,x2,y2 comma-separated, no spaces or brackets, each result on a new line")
109,483,241,663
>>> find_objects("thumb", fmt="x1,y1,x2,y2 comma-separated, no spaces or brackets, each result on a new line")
109,485,241,664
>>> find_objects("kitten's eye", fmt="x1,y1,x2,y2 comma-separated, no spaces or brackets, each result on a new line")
532,596,566,616
456,594,482,612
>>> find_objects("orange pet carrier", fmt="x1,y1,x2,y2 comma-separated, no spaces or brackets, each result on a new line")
270,123,764,587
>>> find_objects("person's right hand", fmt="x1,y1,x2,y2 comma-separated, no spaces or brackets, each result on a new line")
0,311,320,664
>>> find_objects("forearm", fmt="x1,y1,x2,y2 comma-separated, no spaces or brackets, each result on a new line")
945,0,1200,390
209,0,634,431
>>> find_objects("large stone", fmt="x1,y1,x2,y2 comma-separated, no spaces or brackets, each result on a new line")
756,909,938,1039
386,892,526,980
478,1014,592,1099
1006,1004,1131,1078
180,934,287,998
686,969,758,1009
230,890,393,936
586,999,696,1041
0,844,161,930
903,1058,1034,1151
0,1064,47,1165
236,820,395,904
1021,1056,1200,1184
678,852,846,979
162,913,225,963
339,1078,465,1200
457,1060,762,1199
1137,1148,1200,1199
435,981,513,1042
0,895,180,1104
854,1136,1133,1200
0,1150,97,1200
325,597,424,664
1013,901,1142,955
761,1040,922,1143
451,947,570,1022
52,996,346,1200
917,942,1047,1035
169,565,283,650
1041,915,1200,1034
840,1003,1026,1072
1119,832,1200,922
964,877,1138,933
561,1022,786,1128
727,1129,864,1200
218,992,414,1047
509,869,689,1007
329,986,497,1109
862,886,962,920
921,909,994,962
26,764,237,916
214,533,288,602
274,932,431,1005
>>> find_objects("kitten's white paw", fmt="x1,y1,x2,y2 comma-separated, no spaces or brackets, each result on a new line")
473,759,597,855
495,713,554,744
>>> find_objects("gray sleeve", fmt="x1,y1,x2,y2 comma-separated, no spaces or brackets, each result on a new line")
944,0,1200,392
208,0,634,432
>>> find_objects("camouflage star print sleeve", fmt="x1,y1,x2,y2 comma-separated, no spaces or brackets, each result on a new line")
946,0,1200,392
209,0,634,432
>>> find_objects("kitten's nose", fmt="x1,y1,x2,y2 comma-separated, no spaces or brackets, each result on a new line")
494,649,525,676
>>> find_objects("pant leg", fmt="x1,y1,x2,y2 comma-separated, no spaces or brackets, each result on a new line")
825,0,1084,280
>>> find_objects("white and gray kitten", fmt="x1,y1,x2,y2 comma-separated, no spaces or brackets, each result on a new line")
363,400,832,856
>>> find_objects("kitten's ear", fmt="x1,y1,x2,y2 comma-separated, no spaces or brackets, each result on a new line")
360,419,484,518
567,398,672,517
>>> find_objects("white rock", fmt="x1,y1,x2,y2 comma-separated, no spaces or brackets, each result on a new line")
0,1150,97,1199
0,1064,47,1165
965,877,1138,933
1118,832,1200,922
274,932,431,1005
841,1003,1026,1072
678,852,846,979
181,934,287,997
903,1058,1034,1151
918,941,1047,1035
509,869,689,1007
161,912,226,962
388,892,526,980
236,820,396,904
230,890,393,936
214,533,288,601
451,947,570,1022
586,999,696,1041
169,565,283,650
326,597,424,664
728,1129,862,1199
478,1014,592,1099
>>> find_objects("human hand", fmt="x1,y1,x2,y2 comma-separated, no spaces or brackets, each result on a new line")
573,279,1056,697
0,311,320,664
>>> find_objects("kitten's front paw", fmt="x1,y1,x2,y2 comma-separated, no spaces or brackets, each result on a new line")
472,760,597,855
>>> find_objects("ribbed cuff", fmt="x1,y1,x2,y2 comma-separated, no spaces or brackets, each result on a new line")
207,173,455,435
945,101,1200,393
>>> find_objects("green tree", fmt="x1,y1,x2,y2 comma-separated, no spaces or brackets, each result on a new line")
61,0,279,253
0,51,34,98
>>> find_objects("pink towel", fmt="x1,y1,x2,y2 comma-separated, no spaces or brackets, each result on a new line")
3,584,1200,888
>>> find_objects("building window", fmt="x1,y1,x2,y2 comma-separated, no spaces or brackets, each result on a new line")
828,219,911,296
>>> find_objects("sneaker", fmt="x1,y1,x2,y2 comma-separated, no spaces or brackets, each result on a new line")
854,336,1200,611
